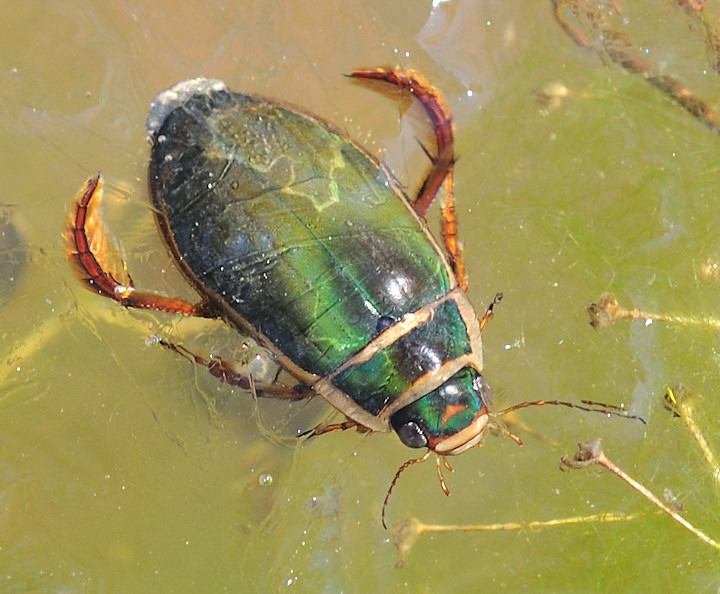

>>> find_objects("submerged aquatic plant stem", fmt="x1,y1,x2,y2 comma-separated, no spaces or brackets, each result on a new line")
561,439,720,551
554,0,720,135
391,512,640,567
588,293,720,330
664,386,720,488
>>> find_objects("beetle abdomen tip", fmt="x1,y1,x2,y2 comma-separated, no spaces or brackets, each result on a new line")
146,78,228,138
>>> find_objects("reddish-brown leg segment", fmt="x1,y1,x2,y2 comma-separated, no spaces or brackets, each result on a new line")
439,169,467,291
156,338,311,400
349,68,455,214
350,68,468,290
66,175,214,317
67,176,312,399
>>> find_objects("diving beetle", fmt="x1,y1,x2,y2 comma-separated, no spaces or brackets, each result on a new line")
67,69,613,525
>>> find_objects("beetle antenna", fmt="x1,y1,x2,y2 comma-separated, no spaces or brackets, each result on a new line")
495,400,646,425
382,450,432,529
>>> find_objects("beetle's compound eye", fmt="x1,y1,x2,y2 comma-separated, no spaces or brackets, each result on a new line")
395,421,429,449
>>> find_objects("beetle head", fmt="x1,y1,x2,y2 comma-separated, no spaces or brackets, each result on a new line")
390,367,491,455
382,367,491,528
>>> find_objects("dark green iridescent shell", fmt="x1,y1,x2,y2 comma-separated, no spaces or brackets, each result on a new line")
147,79,487,450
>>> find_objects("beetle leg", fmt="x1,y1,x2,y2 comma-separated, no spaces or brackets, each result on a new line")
350,68,468,288
439,172,468,290
67,175,215,317
479,293,503,332
156,338,312,400
349,68,454,217
301,419,362,437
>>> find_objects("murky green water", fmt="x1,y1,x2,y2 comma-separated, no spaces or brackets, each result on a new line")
2,0,720,591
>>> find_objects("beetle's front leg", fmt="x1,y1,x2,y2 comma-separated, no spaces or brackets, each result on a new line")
67,175,215,317
156,338,312,400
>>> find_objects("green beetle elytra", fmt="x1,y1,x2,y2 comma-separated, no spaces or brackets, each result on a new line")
69,68,627,525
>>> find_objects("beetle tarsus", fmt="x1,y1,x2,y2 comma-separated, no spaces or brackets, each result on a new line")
350,68,455,216
66,174,209,317
300,419,365,438
350,67,472,290
479,293,503,332
157,338,311,400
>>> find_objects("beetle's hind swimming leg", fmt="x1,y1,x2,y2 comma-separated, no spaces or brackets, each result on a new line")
349,68,468,289
155,337,312,400
348,68,454,215
66,175,216,317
